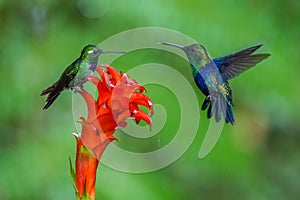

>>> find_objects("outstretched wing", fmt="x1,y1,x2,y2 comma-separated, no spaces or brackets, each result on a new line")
213,44,270,81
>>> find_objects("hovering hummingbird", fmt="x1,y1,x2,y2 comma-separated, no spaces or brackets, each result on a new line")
161,42,270,125
41,44,125,109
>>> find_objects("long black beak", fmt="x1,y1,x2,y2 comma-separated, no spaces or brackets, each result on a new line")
100,49,126,54
160,42,185,49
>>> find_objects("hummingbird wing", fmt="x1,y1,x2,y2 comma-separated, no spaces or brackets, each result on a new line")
41,59,80,109
213,44,270,81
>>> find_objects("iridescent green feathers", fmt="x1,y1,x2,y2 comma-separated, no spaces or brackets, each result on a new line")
41,45,125,110
41,45,100,109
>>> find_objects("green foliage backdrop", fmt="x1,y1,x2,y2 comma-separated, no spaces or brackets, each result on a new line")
0,0,299,199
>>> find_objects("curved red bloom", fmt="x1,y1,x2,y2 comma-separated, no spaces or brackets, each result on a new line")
72,65,153,199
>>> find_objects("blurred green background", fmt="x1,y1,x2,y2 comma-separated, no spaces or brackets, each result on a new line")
1,0,300,199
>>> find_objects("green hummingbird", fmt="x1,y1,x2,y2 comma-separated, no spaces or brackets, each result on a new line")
41,44,125,109
161,42,270,124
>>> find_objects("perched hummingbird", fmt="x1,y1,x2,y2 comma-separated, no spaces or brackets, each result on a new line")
161,42,270,125
41,44,125,109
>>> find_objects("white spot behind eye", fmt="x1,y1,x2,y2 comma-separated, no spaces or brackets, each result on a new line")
88,50,94,54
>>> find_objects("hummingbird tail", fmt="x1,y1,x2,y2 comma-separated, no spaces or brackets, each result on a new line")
43,92,60,109
224,103,235,125
40,81,59,96
202,93,235,125
41,79,66,109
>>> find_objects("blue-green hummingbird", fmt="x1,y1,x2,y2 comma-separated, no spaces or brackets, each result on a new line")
161,42,270,124
41,44,125,109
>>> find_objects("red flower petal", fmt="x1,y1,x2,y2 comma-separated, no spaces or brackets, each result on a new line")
130,93,154,115
95,67,104,77
77,90,98,122
137,86,147,93
75,135,98,200
100,70,112,87
132,109,152,127
102,64,120,84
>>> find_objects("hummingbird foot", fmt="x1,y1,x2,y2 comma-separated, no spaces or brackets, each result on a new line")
71,87,86,94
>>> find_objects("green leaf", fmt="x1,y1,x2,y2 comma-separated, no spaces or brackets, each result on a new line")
69,157,77,193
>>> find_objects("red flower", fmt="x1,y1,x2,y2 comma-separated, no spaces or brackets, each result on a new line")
70,65,153,200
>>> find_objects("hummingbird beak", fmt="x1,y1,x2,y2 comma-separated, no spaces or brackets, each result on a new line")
160,42,185,50
100,49,126,54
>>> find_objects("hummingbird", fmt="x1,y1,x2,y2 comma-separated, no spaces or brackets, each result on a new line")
41,44,125,109
161,42,270,125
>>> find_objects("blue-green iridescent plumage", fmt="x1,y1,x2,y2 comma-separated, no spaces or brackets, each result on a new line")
41,44,124,109
161,42,270,125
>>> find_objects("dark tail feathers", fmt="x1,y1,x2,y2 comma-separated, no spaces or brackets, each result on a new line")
42,93,61,109
201,94,235,125
40,81,62,109
40,81,59,96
